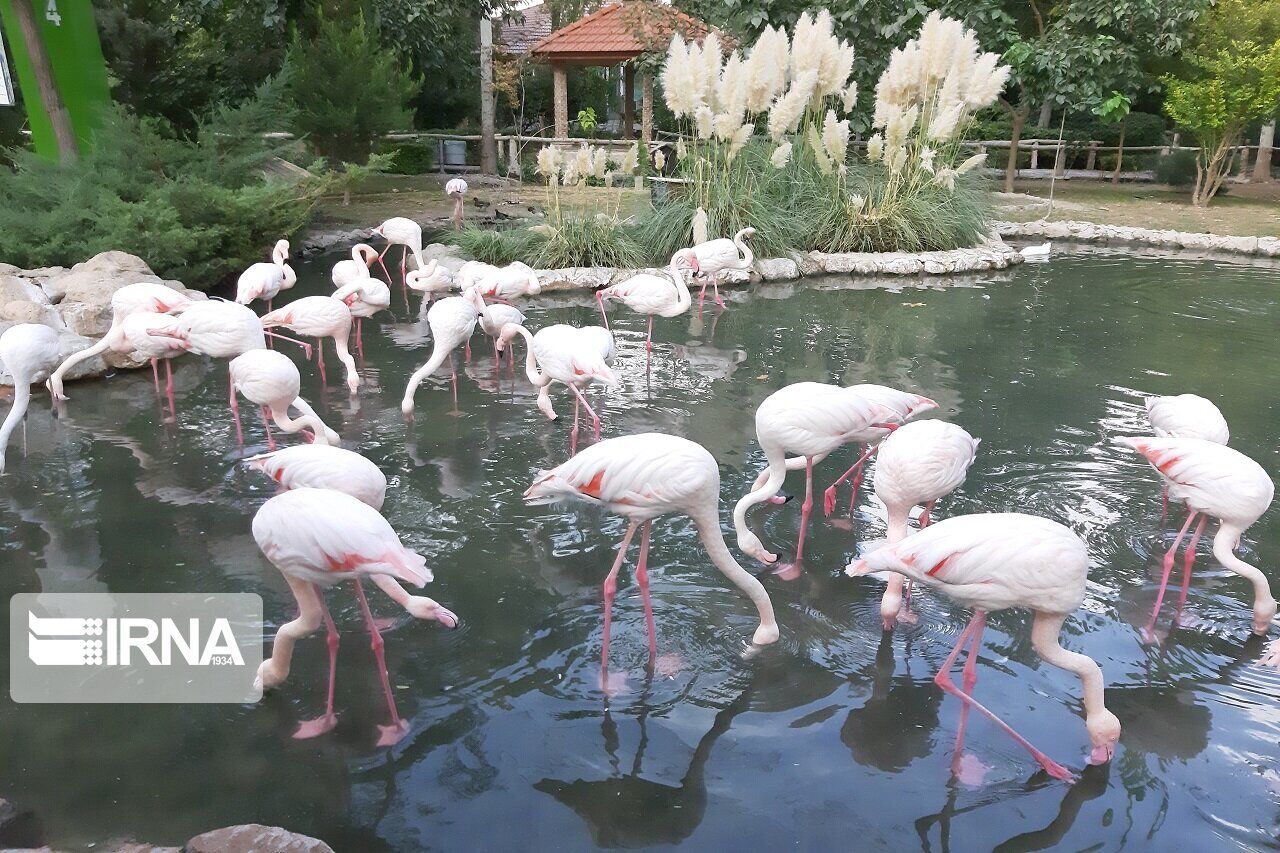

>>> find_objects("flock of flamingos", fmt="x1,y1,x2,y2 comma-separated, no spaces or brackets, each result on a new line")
1,197,1277,784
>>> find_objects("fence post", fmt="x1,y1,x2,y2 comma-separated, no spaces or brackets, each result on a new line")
1236,145,1251,179
1053,140,1066,177
1086,141,1098,171
1029,141,1040,170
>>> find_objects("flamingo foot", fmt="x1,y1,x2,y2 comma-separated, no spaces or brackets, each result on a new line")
827,517,854,532
822,486,838,516
1037,758,1077,784
771,561,803,582
653,653,687,679
953,752,993,787
293,712,338,740
598,669,629,697
372,616,398,632
376,719,411,747
1260,638,1280,668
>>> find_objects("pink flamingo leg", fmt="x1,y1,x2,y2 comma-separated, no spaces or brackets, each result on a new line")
936,610,1075,782
596,293,610,330
355,318,364,360
1175,513,1208,619
227,370,244,446
264,331,312,358
843,428,899,513
635,521,658,667
824,444,874,516
316,338,327,386
376,245,395,286
294,586,339,739
465,338,472,363
151,358,161,392
697,276,708,312
1143,510,1199,642
570,393,580,456
448,352,459,409
164,360,177,418
600,522,640,688
569,383,602,441
713,279,725,309
260,406,277,451
777,457,815,578
353,577,410,746
949,612,985,778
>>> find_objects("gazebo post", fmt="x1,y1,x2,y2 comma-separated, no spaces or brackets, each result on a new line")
641,72,653,145
553,62,569,139
623,64,636,138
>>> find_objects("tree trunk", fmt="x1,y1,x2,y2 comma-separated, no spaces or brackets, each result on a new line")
552,63,568,139
1252,120,1274,183
1003,105,1027,194
641,73,653,145
1038,100,1052,128
11,0,78,162
1110,120,1126,185
479,19,497,175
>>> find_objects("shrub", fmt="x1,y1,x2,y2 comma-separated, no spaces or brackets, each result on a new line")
1155,148,1229,195
0,78,329,288
448,226,541,265
386,142,435,174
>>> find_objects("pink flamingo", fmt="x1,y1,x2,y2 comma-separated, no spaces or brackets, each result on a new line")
524,433,779,681
406,260,456,304
445,178,468,230
401,289,489,416
229,350,339,449
1,324,62,475
261,296,359,393
331,243,381,290
463,261,542,302
595,250,699,368
847,513,1122,782
1118,436,1276,647
252,487,457,745
372,218,426,302
496,322,616,454
733,382,935,568
245,444,457,624
333,275,391,357
120,311,189,418
1145,394,1229,522
235,239,296,311
47,281,193,400
685,227,754,310
873,420,980,630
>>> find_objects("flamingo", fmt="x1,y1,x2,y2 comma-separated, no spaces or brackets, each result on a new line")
496,323,617,454
477,302,525,361
47,281,193,400
445,177,468,230
455,260,500,293
846,513,1121,782
595,250,699,367
229,350,339,449
406,259,456,303
252,487,457,745
244,444,457,625
686,227,755,310
465,261,542,302
331,243,381,290
372,217,426,296
733,382,936,568
260,296,359,393
235,239,296,310
401,288,490,416
524,432,779,682
872,420,980,630
333,275,391,357
1117,436,1276,648
1,324,62,475
1145,394,1230,522
120,311,189,418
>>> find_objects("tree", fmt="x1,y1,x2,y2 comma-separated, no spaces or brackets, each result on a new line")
1092,90,1131,183
284,10,420,165
1164,42,1280,204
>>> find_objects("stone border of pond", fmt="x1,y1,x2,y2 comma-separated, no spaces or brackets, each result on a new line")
994,219,1280,257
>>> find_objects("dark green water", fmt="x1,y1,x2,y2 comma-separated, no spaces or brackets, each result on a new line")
3,248,1280,850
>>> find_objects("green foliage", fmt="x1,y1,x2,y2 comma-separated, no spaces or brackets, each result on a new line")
532,216,645,269
385,141,436,174
448,226,541,265
284,10,420,165
1154,148,1199,186
575,107,598,135
0,78,327,288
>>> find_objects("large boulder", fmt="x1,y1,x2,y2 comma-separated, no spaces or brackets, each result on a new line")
0,327,109,386
185,824,335,853
755,257,800,281
53,251,170,306
1,300,62,327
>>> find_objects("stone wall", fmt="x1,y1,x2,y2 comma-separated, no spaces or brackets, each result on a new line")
994,220,1280,257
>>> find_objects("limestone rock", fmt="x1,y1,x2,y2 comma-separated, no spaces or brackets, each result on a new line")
56,301,114,338
755,257,799,281
1,300,62,327
535,267,614,291
0,273,51,305
185,824,334,853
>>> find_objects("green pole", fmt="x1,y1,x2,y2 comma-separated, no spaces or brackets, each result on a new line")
0,0,110,160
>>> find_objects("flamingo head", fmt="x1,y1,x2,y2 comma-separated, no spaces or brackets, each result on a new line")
907,395,939,417
672,249,699,279
845,541,906,579
372,223,385,239
526,271,542,295
272,239,290,263
494,322,522,352
739,529,778,565
356,243,379,266
1087,709,1121,765
403,595,460,628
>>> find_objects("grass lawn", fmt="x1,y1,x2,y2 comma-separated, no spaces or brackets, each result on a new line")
998,179,1280,237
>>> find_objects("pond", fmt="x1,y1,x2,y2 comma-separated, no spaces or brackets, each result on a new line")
3,248,1280,851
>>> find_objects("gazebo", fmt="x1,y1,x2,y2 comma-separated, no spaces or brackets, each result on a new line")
530,1,715,142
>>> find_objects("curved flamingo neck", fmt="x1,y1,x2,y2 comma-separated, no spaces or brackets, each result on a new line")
0,378,32,471
691,503,777,635
503,323,545,387
668,259,692,313
734,230,755,268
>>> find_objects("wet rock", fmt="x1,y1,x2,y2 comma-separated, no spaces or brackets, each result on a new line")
0,797,44,848
423,243,460,262
537,267,614,291
55,301,113,338
0,274,51,306
1,301,61,327
755,257,799,281
184,824,334,853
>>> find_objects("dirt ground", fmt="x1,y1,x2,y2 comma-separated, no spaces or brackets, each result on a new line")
313,172,1280,240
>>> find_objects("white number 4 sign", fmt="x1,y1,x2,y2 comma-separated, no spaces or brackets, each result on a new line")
46,0,62,27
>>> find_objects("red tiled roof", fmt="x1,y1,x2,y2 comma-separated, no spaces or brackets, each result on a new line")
497,3,555,55
531,1,715,64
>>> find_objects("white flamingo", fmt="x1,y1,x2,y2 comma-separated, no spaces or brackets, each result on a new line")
333,276,391,356
872,420,980,629
229,349,339,448
235,239,296,310
261,296,359,393
47,282,193,400
524,432,779,683
595,250,699,365
401,288,490,416
686,227,755,310
406,259,456,302
734,382,936,567
496,322,617,454
253,487,457,745
331,243,381,290
120,311,189,417
1,324,62,474
847,513,1121,783
465,261,542,302
446,178,468,229
1118,435,1276,650
372,217,426,292
1144,394,1230,521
